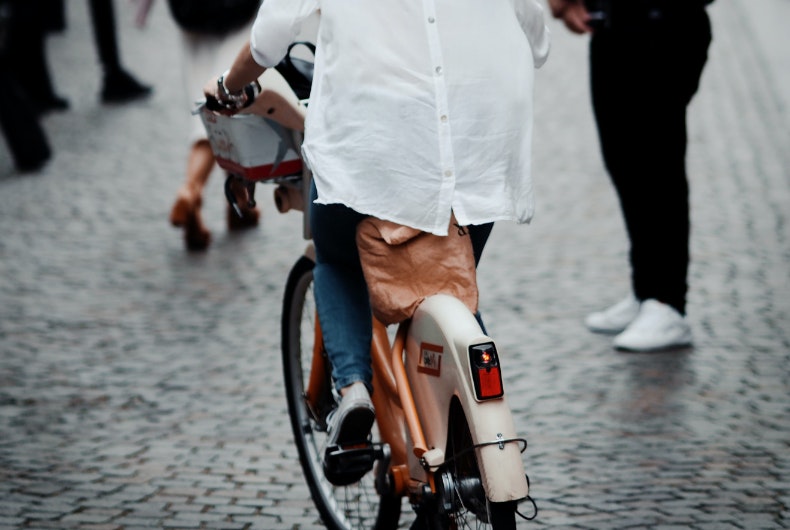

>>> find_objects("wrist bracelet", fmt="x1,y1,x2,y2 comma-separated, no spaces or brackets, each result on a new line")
217,71,245,104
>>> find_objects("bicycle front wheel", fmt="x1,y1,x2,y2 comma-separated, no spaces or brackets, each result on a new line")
281,255,402,530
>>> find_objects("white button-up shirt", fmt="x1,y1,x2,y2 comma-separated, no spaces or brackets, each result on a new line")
251,0,550,235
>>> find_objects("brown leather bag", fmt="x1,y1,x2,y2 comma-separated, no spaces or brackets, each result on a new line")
356,216,478,325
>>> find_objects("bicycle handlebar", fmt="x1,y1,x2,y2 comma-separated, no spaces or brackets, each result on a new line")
204,81,262,113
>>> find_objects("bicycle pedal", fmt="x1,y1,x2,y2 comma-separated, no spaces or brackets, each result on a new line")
323,442,385,486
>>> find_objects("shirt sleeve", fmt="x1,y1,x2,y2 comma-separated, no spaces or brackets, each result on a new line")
250,0,320,67
514,0,551,68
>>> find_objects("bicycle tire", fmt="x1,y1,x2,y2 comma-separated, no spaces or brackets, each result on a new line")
281,255,403,530
413,400,518,530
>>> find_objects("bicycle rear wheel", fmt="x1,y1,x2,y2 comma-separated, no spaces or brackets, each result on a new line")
281,255,402,530
413,400,518,530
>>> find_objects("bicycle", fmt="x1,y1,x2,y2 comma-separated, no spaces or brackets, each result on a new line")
201,68,538,530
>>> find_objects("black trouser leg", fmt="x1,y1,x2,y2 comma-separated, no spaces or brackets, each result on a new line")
0,69,51,171
470,222,493,333
88,0,120,73
589,11,711,315
6,1,59,104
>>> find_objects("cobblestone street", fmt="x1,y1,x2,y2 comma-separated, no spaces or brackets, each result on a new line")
1,1,788,529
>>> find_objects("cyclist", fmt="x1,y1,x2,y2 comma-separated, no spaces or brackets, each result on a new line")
206,0,550,460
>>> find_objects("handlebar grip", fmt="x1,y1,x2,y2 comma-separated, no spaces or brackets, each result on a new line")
205,95,225,112
205,82,261,112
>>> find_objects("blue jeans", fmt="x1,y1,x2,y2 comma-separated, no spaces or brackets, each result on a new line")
309,183,493,393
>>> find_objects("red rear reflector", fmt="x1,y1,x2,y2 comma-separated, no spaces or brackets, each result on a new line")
469,343,504,400
478,366,503,399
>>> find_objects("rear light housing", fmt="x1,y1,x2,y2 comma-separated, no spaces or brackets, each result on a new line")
468,342,504,400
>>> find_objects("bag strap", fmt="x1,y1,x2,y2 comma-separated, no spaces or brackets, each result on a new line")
276,41,316,99
284,41,316,66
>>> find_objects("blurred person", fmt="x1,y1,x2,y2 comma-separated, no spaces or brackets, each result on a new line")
5,0,69,115
166,0,262,250
0,0,52,171
8,0,151,110
88,0,152,103
548,0,713,351
205,0,550,462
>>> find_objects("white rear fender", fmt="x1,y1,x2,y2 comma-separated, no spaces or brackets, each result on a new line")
404,294,529,502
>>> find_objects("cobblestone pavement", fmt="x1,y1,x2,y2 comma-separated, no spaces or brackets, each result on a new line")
1,1,788,529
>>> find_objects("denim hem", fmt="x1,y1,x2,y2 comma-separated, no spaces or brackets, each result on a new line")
334,375,373,395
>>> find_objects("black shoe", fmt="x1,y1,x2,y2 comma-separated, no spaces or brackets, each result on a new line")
33,95,70,115
101,70,152,103
16,150,51,173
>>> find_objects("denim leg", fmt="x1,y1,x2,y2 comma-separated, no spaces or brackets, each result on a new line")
309,184,373,392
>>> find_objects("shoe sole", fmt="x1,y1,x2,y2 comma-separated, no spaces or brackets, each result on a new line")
587,324,628,335
586,315,638,335
614,340,693,352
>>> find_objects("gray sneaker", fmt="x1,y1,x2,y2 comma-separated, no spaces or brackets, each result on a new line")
585,294,641,334
326,382,375,448
613,299,692,351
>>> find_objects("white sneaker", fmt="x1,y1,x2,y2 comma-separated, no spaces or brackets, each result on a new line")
326,382,375,448
613,299,692,351
585,294,641,334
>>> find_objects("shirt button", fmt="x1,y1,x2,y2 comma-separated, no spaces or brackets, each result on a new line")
440,115,448,123
435,66,442,75
428,16,435,23
444,170,453,177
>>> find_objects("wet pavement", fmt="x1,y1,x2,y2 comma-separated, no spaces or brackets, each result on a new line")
1,1,788,529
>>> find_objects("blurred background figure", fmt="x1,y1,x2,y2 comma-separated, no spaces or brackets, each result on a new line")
6,0,151,113
549,0,713,352
0,0,150,173
0,0,52,172
88,0,152,103
4,0,69,115
164,0,262,251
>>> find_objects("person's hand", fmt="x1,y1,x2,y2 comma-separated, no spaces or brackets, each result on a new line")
547,0,592,34
203,76,234,115
547,0,570,18
203,74,251,115
203,76,219,101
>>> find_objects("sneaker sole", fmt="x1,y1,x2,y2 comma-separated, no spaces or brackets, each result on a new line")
587,323,629,335
586,314,638,335
614,338,693,352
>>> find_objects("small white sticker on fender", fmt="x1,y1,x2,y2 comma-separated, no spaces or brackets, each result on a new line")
417,342,443,377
